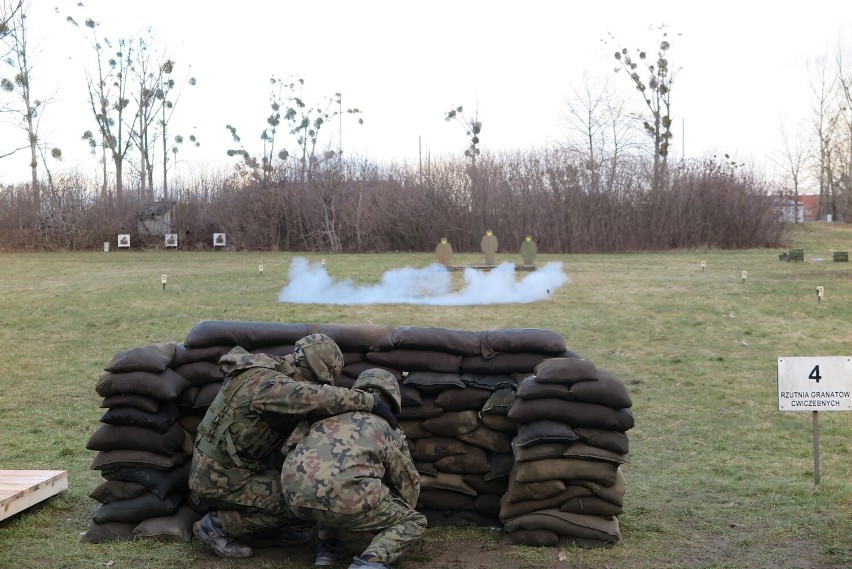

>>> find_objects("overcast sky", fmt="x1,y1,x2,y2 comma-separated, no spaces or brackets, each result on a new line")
1,0,850,187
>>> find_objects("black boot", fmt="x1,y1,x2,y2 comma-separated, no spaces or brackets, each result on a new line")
193,512,254,559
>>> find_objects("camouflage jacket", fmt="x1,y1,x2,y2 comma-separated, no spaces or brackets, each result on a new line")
281,411,420,515
189,347,376,499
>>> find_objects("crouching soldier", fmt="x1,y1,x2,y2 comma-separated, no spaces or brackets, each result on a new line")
189,334,397,558
281,368,425,569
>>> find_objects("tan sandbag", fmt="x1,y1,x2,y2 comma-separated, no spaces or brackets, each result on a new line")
513,458,618,486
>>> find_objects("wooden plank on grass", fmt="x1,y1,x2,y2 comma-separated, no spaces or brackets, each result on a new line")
0,470,68,522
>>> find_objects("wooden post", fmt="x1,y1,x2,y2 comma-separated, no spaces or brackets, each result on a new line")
813,410,820,485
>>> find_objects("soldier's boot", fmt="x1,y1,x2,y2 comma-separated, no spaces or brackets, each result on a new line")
242,525,313,548
347,554,393,569
193,512,254,559
315,538,350,566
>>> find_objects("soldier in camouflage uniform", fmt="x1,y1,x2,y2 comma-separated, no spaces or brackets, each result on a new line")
189,334,398,559
280,368,425,569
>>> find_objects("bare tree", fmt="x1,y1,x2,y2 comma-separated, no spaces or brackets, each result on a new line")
609,24,679,191
560,72,641,193
773,119,811,222
1,0,61,209
807,54,842,220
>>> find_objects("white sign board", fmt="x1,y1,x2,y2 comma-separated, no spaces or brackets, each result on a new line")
213,233,226,247
777,356,852,411
117,234,130,248
165,234,178,247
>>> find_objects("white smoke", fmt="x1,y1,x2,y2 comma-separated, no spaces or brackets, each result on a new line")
277,257,569,305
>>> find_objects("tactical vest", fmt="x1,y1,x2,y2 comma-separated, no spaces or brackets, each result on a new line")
195,367,283,471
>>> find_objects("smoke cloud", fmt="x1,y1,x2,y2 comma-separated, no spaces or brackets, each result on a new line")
277,257,569,305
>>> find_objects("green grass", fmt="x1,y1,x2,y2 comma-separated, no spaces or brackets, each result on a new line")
2,224,852,568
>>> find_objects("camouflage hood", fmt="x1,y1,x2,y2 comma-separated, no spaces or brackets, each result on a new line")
217,346,281,376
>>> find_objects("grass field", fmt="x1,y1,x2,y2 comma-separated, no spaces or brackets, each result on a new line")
1,222,852,569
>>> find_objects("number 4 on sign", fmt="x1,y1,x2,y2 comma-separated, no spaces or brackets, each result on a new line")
809,365,822,383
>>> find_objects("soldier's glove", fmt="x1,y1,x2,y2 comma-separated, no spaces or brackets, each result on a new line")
371,398,399,430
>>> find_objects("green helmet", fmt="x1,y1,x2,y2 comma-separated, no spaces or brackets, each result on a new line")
353,368,402,414
293,333,344,384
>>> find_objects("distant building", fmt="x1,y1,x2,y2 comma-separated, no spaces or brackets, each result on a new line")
798,195,820,221
776,198,804,223
138,200,176,236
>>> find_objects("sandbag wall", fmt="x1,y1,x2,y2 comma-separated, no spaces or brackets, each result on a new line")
83,321,634,548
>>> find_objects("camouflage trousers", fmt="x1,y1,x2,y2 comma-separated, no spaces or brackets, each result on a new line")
189,458,295,537
287,494,427,564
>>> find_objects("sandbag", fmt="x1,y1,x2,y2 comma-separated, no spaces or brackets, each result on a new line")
417,489,476,511
400,386,422,407
92,491,183,524
100,394,160,414
192,382,222,408
86,422,190,456
81,521,137,543
513,458,618,486
103,342,176,373
96,369,190,401
534,358,597,384
396,398,443,420
458,426,513,454
479,328,567,357
560,496,624,516
173,361,224,386
460,353,549,374
404,371,465,395
342,361,402,380
392,326,481,356
504,477,569,504
419,472,477,496
184,320,309,349
399,420,432,439
507,399,634,431
89,480,148,504
133,505,202,542
171,343,231,367
499,528,560,547
479,414,517,433
91,450,185,472
562,442,630,465
502,509,620,545
422,411,479,437
433,445,490,474
100,402,180,434
460,374,517,392
308,322,395,352
480,389,516,415
100,462,191,499
512,441,572,462
434,388,491,411
409,437,468,462
366,349,462,373
574,428,630,454
514,420,578,448
484,452,514,481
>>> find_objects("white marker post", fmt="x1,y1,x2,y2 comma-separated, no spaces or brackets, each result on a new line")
161,274,168,291
817,286,824,303
777,356,852,485
700,260,706,271
741,270,748,282
321,258,326,267
259,264,264,276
